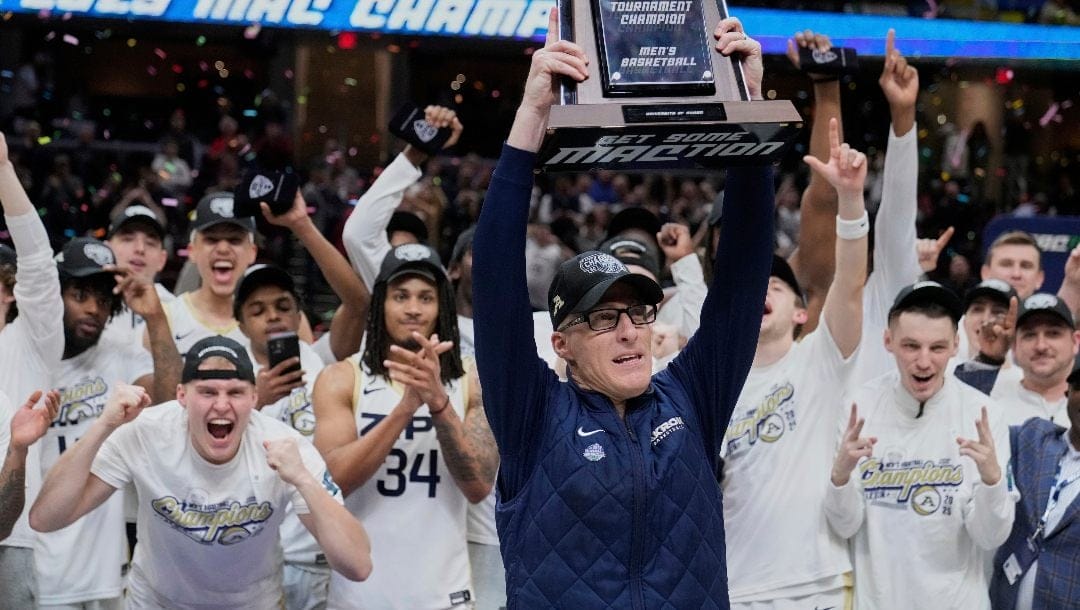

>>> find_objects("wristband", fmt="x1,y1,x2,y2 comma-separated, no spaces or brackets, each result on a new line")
429,395,451,416
836,211,869,240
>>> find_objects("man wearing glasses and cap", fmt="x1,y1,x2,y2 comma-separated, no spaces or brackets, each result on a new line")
825,281,1016,610
472,13,775,607
31,336,371,608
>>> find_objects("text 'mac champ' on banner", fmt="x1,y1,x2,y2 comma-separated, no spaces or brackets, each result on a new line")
2,0,1078,60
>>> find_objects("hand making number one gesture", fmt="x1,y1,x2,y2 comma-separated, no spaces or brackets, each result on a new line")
802,117,867,200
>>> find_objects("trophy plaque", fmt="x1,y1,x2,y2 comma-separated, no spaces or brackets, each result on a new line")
537,0,803,172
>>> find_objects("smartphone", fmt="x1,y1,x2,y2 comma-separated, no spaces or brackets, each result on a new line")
234,170,300,217
388,101,453,155
267,331,301,375
798,46,859,75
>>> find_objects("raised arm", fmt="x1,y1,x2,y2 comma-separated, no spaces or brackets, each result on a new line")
803,118,869,358
262,193,371,361
657,223,706,341
341,107,462,290
664,18,775,458
0,390,59,540
113,267,182,403
30,384,150,532
472,8,588,484
0,133,63,364
784,30,845,336
264,438,372,582
870,29,923,300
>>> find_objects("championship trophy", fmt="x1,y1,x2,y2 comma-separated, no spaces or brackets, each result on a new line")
537,0,803,172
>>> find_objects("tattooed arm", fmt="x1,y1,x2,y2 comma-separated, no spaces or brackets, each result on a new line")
431,366,499,503
0,390,59,540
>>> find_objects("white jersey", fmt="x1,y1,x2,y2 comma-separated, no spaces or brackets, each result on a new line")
823,373,1017,610
91,402,340,609
990,371,1068,428
259,341,327,566
101,283,176,347
35,338,153,605
327,357,472,610
721,325,856,601
163,292,250,355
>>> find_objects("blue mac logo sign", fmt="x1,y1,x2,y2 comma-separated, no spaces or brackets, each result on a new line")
9,0,557,40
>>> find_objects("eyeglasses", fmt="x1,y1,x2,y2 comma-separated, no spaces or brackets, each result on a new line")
562,304,658,332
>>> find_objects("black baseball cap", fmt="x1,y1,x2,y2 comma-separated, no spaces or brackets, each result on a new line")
600,237,661,280
108,204,166,240
376,243,446,286
1017,293,1075,330
605,207,662,244
55,237,117,278
0,244,15,270
386,211,428,244
963,278,1017,311
771,255,804,304
548,250,664,329
233,264,298,320
182,336,256,384
889,281,964,323
192,192,256,234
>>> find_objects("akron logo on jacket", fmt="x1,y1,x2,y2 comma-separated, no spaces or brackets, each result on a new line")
152,495,274,545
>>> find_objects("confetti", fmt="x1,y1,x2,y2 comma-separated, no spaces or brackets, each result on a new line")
62,34,78,45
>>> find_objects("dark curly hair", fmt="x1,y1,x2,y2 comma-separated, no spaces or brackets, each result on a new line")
361,274,463,385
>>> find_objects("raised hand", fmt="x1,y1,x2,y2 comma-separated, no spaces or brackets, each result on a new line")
384,333,455,413
521,9,589,119
100,383,152,429
261,191,311,231
10,390,60,451
424,105,464,150
977,296,1018,362
786,29,834,76
714,17,764,100
917,226,955,273
264,438,311,486
108,265,162,319
656,222,694,263
255,358,306,409
957,407,1001,485
879,30,919,112
831,404,877,486
802,118,868,199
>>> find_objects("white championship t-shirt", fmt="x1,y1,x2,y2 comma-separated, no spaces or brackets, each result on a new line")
721,324,856,601
35,338,153,605
825,373,1016,610
327,357,472,610
91,403,341,609
258,341,327,567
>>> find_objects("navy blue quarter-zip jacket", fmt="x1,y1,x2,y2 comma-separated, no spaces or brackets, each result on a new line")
473,143,774,609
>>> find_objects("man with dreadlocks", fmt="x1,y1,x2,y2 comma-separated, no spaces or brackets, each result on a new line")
313,242,498,609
